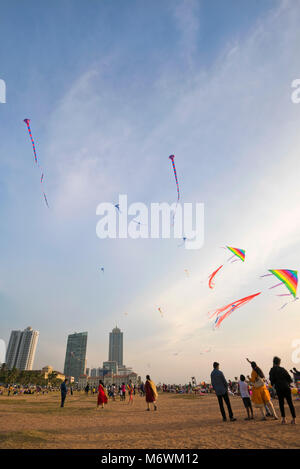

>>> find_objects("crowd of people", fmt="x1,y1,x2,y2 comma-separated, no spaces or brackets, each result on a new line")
210,358,299,424
61,375,158,410
2,358,299,425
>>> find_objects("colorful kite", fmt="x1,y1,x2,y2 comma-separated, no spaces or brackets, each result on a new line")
261,269,298,298
158,307,164,317
24,118,49,208
208,265,223,289
24,118,38,164
184,269,190,277
169,155,179,202
209,292,261,328
226,246,245,263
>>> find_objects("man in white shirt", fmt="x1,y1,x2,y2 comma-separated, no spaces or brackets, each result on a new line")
238,374,253,420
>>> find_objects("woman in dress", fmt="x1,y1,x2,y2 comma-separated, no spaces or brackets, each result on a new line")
246,358,278,420
97,380,108,409
145,375,158,411
127,380,134,405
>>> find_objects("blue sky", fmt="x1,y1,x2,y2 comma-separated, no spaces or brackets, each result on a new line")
1,0,300,383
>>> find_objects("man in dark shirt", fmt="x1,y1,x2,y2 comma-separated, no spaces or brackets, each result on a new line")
211,362,236,422
269,357,296,424
60,379,69,408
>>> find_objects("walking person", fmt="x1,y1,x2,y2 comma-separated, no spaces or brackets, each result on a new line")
97,380,108,409
269,356,296,425
211,362,236,422
60,379,68,408
246,358,278,420
145,375,158,411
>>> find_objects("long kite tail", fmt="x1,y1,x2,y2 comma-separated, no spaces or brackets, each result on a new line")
24,118,38,164
210,292,261,328
208,265,223,289
169,155,180,202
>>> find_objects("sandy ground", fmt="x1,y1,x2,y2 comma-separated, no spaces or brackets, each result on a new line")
0,392,299,449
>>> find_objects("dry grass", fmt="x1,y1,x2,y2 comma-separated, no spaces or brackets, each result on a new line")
0,392,299,449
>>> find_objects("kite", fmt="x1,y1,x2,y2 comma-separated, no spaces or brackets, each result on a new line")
169,155,179,202
208,247,245,290
261,269,298,298
100,267,104,273
24,119,38,164
184,269,190,277
209,292,261,328
114,204,121,213
24,118,49,208
208,265,223,289
158,307,164,317
226,246,245,263
200,348,212,355
169,154,180,221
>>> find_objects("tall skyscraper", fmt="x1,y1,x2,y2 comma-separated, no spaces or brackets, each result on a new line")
109,326,123,366
5,327,39,370
64,332,88,381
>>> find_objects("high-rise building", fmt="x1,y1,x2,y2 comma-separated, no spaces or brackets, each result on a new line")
64,332,88,381
108,326,123,366
5,327,39,370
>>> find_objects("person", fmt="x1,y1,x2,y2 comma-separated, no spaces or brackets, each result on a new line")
85,384,89,395
246,358,278,421
238,375,253,420
127,380,134,405
97,380,108,409
290,367,300,385
120,382,126,401
60,379,68,408
210,362,236,422
269,356,296,425
145,375,158,411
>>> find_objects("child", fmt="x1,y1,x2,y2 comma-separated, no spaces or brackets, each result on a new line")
239,375,254,420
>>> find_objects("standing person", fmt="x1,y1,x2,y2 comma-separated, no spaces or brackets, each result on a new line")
144,375,158,411
210,362,236,422
97,380,108,409
60,379,68,408
269,356,296,425
121,383,126,402
127,380,134,405
246,358,278,421
238,375,254,420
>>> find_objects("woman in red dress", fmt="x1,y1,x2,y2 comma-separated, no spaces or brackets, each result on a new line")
97,380,108,409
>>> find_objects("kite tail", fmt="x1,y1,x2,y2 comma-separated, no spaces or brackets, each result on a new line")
269,282,283,290
208,265,223,289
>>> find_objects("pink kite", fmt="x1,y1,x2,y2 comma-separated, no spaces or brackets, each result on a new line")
209,292,261,328
208,265,223,289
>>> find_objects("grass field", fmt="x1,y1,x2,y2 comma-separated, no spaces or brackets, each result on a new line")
0,392,299,449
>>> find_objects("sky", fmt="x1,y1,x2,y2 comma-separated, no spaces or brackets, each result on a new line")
1,0,300,383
